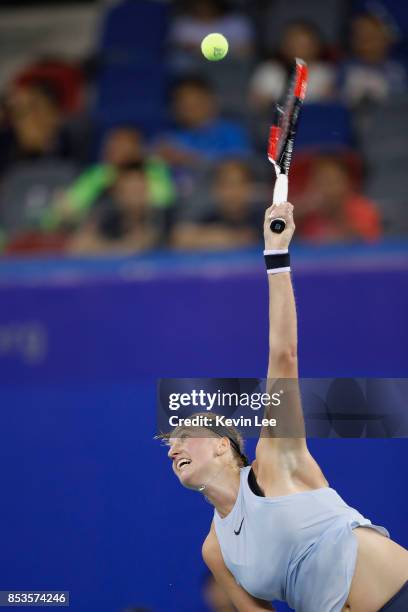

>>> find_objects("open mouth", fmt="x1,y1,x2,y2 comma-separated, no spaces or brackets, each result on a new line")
176,459,192,472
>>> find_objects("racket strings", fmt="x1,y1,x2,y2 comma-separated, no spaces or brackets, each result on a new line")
269,68,298,165
268,59,308,174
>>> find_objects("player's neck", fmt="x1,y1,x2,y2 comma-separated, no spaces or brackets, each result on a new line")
201,467,241,517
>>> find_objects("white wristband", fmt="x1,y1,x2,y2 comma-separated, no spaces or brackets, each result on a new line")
266,267,291,275
263,249,289,255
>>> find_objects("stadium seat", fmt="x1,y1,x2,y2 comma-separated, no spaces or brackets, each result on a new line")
0,161,77,237
250,102,353,154
364,164,408,235
98,0,168,59
353,94,408,234
296,103,353,149
354,95,408,162
95,62,168,135
94,0,170,136
198,56,255,120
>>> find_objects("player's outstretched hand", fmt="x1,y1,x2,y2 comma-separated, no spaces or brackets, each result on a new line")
264,202,295,251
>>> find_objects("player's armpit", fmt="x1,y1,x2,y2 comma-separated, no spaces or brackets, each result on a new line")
254,377,328,489
255,375,307,461
202,530,276,612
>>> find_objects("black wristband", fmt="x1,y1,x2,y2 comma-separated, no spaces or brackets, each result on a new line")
264,250,291,274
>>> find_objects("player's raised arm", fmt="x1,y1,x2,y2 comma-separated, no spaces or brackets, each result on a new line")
257,202,307,456
264,202,298,378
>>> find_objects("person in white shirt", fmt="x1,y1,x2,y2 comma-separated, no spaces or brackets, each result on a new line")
250,20,336,110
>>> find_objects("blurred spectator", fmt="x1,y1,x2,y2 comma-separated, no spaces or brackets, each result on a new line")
250,20,336,111
0,82,61,175
339,12,408,106
13,59,85,115
44,126,176,230
168,0,255,67
68,162,162,255
171,159,263,250
260,0,348,52
294,154,381,242
0,77,91,249
0,80,87,176
202,571,235,611
156,76,250,188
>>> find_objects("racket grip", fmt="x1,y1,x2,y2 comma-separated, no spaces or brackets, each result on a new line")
271,174,288,233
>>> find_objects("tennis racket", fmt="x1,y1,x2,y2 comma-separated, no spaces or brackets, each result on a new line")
268,58,308,233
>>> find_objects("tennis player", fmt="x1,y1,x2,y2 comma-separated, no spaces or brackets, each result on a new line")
164,202,408,611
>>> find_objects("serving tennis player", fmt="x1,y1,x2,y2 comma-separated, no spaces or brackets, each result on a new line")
163,201,408,612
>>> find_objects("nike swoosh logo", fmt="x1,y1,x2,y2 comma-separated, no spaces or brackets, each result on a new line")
234,518,244,535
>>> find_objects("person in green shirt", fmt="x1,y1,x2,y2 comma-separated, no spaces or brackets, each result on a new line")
43,126,176,231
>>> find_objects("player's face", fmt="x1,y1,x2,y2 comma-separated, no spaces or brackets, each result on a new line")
167,431,219,490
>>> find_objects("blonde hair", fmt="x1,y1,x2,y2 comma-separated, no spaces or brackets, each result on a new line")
155,412,248,467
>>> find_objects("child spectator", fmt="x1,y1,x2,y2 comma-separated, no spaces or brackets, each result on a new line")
68,162,162,255
171,159,263,250
293,154,381,242
339,12,408,106
250,20,336,111
44,126,176,230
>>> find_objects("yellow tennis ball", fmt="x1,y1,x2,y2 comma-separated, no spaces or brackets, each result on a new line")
201,33,229,61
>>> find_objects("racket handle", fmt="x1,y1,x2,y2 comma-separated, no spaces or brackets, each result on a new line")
270,174,288,233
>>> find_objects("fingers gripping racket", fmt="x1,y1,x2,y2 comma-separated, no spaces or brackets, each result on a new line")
268,58,308,233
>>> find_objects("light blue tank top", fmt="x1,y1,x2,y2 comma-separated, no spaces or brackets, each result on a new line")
213,466,389,612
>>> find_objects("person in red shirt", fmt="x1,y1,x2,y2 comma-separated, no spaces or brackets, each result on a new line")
294,154,381,242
